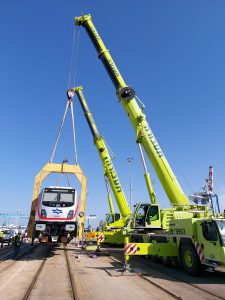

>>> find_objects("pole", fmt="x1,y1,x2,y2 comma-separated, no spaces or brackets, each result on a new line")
127,158,134,209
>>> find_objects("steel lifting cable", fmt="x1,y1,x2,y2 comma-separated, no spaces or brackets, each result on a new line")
67,25,81,163
50,101,70,163
50,26,80,165
55,162,71,187
66,173,71,187
135,94,145,112
49,96,78,165
68,26,80,88
67,27,76,88
105,141,116,160
69,99,78,165
56,172,63,186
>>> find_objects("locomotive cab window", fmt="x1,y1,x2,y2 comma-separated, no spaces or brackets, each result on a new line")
42,188,75,207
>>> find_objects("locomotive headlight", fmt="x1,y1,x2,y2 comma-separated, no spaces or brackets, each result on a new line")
41,209,47,218
67,210,74,218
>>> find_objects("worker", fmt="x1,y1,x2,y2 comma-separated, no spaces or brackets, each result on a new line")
14,231,21,248
12,231,21,259
0,231,4,248
67,232,71,243
47,234,52,245
38,232,43,243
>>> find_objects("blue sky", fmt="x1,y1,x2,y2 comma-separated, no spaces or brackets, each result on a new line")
0,1,225,227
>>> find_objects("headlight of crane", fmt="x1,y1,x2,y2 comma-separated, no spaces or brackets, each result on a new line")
67,210,74,218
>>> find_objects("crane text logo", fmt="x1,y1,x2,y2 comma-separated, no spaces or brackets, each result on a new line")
89,24,100,41
104,157,122,193
144,125,163,158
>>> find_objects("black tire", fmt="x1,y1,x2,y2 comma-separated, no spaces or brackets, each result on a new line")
180,243,200,276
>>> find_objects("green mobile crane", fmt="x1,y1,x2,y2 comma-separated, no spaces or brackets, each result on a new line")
72,86,131,244
71,87,160,244
75,14,225,275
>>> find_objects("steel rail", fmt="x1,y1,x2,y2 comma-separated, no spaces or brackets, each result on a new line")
63,244,78,300
22,254,48,300
106,254,182,300
0,243,39,274
99,247,225,300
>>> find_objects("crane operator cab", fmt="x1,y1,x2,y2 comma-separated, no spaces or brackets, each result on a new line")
105,213,124,229
106,213,121,225
133,203,161,229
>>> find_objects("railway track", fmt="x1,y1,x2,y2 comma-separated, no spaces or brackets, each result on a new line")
138,259,225,300
0,243,37,260
64,245,78,300
99,247,225,300
22,244,77,300
85,249,181,300
22,255,47,300
0,242,223,299
0,242,39,275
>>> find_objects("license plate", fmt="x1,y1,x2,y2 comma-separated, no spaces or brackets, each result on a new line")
52,236,58,242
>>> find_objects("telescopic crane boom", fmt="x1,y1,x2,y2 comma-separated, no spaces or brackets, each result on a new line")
72,86,132,219
75,15,189,207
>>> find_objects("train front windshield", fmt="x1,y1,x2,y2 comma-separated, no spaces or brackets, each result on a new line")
42,188,75,207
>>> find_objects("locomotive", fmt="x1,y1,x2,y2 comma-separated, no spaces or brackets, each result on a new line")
33,186,78,243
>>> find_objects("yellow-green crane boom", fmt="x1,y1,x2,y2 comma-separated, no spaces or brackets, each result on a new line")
75,14,189,207
104,175,115,214
73,86,132,218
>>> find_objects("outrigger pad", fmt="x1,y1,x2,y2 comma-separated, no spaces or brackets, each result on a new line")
82,245,97,251
105,268,148,276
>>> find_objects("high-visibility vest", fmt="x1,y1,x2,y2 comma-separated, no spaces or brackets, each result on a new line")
0,231,3,238
15,234,21,245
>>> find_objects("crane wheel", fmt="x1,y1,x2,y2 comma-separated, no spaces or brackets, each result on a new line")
180,243,200,276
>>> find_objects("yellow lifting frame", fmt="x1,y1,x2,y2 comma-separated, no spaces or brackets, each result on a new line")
27,162,87,239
